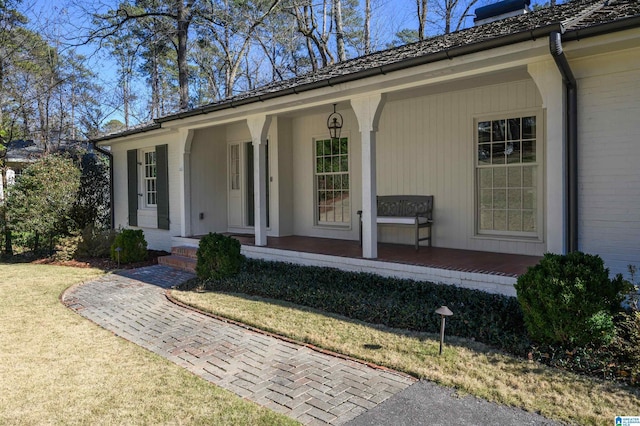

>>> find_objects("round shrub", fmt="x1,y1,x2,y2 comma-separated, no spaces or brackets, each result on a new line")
110,229,147,264
196,233,243,281
515,251,631,347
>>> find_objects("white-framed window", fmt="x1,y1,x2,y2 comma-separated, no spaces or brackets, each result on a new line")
315,137,350,225
143,149,157,207
476,114,541,237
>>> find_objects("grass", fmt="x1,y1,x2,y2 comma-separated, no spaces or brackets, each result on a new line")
0,263,298,425
170,289,640,425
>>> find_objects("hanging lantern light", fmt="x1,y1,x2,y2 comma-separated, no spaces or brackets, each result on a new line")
327,103,343,140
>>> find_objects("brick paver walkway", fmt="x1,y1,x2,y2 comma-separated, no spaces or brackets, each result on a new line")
62,265,415,425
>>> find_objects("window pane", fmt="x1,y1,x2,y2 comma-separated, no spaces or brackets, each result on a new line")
480,189,493,209
340,138,348,155
508,189,522,209
507,118,520,141
523,116,536,139
492,120,506,141
506,142,521,164
523,188,536,209
479,168,492,188
493,189,506,209
493,168,506,188
523,210,536,232
478,144,491,165
478,121,491,143
494,210,507,231
508,210,522,231
480,210,493,230
323,139,332,155
491,142,505,164
507,166,521,187
522,140,536,162
522,166,535,187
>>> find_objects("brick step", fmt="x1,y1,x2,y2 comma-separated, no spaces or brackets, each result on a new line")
171,245,198,259
158,254,197,273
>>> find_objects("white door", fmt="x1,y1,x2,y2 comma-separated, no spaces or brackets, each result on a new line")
227,143,244,228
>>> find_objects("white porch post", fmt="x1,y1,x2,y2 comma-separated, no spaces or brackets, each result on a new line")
528,61,567,254
178,129,194,237
351,94,386,259
247,114,272,247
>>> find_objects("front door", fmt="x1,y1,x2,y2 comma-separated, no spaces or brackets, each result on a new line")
227,141,269,230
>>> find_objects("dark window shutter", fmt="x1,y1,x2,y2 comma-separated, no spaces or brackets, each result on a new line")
156,144,170,230
127,149,138,226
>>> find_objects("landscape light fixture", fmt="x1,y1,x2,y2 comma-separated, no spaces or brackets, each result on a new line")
435,305,453,355
327,103,343,140
115,246,122,268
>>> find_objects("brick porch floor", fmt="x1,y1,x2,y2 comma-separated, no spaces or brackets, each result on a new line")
227,235,540,277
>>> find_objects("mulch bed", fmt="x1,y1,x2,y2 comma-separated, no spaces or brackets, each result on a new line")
30,250,170,271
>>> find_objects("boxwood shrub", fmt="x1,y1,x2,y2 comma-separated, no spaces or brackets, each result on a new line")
202,258,529,353
110,229,147,264
196,233,243,281
515,252,631,347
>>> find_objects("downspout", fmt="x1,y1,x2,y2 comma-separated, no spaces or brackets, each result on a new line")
549,31,578,253
92,142,115,230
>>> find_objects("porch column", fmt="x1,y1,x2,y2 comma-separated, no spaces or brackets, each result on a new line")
528,61,567,254
247,114,272,247
351,94,386,259
178,129,194,238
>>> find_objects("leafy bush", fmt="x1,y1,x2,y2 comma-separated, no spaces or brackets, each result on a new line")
515,252,631,347
6,154,81,252
77,225,115,258
110,229,147,264
196,233,243,281
52,234,82,261
197,258,528,352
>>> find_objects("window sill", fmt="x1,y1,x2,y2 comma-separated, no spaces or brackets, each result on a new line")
313,223,352,231
472,233,543,244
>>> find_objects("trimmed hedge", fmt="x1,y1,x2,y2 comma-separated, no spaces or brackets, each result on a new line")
201,258,529,353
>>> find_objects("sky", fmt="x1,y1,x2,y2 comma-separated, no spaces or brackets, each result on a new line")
23,0,558,127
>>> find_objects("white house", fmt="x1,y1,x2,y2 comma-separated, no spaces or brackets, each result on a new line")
94,0,640,295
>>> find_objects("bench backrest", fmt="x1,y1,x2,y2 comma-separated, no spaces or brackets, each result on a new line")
377,195,433,220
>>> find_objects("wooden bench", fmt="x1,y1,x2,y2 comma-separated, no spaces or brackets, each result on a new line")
358,195,434,250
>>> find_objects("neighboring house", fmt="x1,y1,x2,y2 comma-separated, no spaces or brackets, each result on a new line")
0,139,93,200
93,0,640,295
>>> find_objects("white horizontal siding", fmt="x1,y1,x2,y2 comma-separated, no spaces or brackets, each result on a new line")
577,47,640,276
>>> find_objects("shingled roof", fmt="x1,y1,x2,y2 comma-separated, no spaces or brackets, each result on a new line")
95,0,640,140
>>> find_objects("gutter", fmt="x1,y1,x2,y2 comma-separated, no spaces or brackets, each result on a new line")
549,30,578,253
92,142,115,230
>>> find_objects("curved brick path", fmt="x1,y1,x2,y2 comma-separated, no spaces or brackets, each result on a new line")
62,265,415,425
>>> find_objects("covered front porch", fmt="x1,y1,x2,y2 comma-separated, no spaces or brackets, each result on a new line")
165,234,541,296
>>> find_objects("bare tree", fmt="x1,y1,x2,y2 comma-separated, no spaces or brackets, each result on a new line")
334,0,346,61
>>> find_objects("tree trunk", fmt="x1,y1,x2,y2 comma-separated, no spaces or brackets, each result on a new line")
364,0,371,55
334,0,346,62
417,0,427,40
176,0,191,111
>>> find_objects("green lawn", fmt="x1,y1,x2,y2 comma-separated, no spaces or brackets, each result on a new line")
0,263,298,425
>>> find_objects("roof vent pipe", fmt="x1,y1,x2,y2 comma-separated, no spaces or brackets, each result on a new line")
474,0,531,26
549,31,578,253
